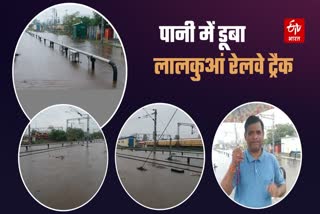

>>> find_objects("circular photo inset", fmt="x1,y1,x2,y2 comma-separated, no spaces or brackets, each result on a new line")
18,104,108,211
212,102,302,209
115,103,205,210
13,3,127,127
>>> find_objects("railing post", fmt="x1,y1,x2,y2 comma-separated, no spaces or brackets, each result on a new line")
109,61,118,83
90,56,96,70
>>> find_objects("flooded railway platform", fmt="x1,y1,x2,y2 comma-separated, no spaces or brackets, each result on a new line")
116,148,204,209
13,32,126,126
19,141,107,210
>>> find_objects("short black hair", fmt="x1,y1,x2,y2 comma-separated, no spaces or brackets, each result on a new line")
244,115,264,134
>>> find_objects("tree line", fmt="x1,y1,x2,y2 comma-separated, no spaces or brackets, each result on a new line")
30,128,103,144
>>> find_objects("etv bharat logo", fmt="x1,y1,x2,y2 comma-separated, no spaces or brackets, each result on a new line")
284,18,305,43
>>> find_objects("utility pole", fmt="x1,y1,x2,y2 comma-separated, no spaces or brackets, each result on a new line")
66,114,90,146
177,122,195,146
169,137,172,157
138,109,157,153
101,18,104,43
153,109,157,154
86,114,90,147
260,112,276,153
272,112,275,154
28,124,31,145
86,114,89,135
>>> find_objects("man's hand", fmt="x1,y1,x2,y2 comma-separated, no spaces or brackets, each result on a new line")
267,183,279,197
221,147,243,195
231,147,244,168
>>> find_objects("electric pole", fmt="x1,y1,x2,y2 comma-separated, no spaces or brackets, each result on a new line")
101,18,104,43
153,109,157,154
28,124,31,145
177,122,195,146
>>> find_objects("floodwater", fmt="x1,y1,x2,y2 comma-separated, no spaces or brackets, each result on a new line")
20,139,103,153
19,141,107,210
212,149,301,205
116,148,204,209
13,32,126,125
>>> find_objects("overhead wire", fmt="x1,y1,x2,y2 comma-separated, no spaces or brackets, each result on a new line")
137,109,178,170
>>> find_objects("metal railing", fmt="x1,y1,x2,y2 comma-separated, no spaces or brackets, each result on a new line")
27,31,118,84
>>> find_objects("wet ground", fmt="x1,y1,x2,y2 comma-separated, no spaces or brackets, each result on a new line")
14,32,126,126
20,139,103,154
19,141,107,210
116,148,204,209
212,149,301,205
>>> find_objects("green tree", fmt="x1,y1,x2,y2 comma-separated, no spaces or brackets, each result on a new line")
79,16,93,27
31,129,37,136
66,127,84,141
90,131,103,139
62,12,81,35
266,124,296,145
91,12,109,27
91,12,103,26
49,129,67,141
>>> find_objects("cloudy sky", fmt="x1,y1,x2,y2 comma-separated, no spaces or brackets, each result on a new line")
28,105,100,133
120,104,201,139
36,4,95,23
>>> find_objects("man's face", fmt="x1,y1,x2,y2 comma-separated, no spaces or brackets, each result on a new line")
245,121,264,153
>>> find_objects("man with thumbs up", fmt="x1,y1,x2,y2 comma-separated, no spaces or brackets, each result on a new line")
220,115,286,208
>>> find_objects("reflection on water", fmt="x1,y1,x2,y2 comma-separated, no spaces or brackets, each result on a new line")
13,31,126,126
278,157,300,168
20,142,107,210
14,32,125,90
